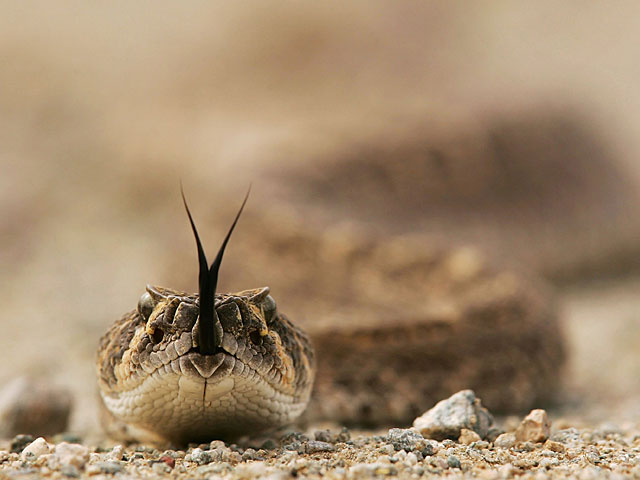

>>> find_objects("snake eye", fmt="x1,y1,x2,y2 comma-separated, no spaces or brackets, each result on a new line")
138,292,155,319
249,330,263,346
151,328,164,344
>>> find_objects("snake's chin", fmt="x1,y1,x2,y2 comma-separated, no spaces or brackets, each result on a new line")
101,347,308,444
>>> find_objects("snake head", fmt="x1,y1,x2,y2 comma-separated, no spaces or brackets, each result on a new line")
135,285,279,358
97,187,314,444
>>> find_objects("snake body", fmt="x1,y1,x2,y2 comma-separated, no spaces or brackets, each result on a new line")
97,285,314,444
96,186,564,444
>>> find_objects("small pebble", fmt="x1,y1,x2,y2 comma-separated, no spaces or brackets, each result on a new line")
209,440,225,450
306,440,335,453
413,390,494,440
387,428,425,451
152,461,171,474
10,434,35,453
336,427,351,443
49,442,89,469
261,439,278,450
486,426,504,443
459,428,482,445
494,433,516,449
187,448,212,465
88,461,124,474
517,441,536,452
21,437,51,460
550,428,583,448
314,429,333,443
447,455,462,469
159,455,175,468
515,409,551,443
60,464,80,478
106,445,124,461
543,439,566,453
405,452,418,466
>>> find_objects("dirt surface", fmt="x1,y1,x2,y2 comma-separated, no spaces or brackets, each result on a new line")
3,421,640,479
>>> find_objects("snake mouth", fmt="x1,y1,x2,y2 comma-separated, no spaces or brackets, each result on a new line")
177,350,236,381
186,345,222,357
170,339,269,386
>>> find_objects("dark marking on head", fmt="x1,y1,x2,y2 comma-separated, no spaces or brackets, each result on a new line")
180,184,250,354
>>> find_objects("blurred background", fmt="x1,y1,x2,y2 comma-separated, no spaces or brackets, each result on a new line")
2,1,640,438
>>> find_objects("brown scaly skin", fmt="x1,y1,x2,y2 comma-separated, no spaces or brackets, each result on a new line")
97,285,314,445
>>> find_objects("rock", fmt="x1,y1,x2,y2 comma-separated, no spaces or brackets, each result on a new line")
60,464,80,478
106,445,124,461
21,437,51,460
87,461,124,474
0,377,72,437
209,440,225,450
550,428,582,448
405,452,418,466
241,448,258,461
413,390,494,440
486,426,504,443
305,441,335,453
314,430,333,443
260,439,278,450
152,462,171,474
158,455,175,469
387,428,425,452
49,442,89,469
494,432,516,449
10,434,34,453
459,428,482,445
498,463,516,478
313,427,350,444
543,440,566,453
515,409,551,443
186,448,212,465
447,455,462,469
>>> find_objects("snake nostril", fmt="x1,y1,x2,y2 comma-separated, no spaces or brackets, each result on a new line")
249,330,262,346
151,328,164,344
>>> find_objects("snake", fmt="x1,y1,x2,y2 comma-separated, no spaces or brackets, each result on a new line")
96,190,314,445
97,188,564,445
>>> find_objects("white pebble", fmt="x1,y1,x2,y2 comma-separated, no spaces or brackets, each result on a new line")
106,444,124,461
49,442,89,469
405,452,418,466
21,437,51,460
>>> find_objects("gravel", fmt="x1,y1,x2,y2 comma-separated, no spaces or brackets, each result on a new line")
1,390,639,479
1,418,640,479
